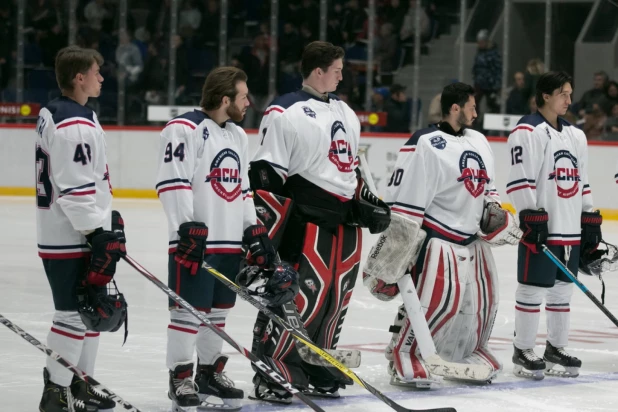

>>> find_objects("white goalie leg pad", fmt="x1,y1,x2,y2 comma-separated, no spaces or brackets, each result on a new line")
363,213,426,284
545,280,574,348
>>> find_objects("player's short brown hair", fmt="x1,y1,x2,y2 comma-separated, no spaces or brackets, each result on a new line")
200,67,248,111
55,46,103,92
300,41,345,79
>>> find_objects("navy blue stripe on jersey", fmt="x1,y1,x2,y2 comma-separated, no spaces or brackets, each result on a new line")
206,240,243,245
405,125,439,147
46,96,95,125
548,233,580,238
156,178,191,189
424,213,473,237
267,90,315,110
38,243,89,249
60,182,95,194
387,201,425,212
174,109,207,125
516,112,544,127
516,301,540,307
506,178,536,188
265,160,288,172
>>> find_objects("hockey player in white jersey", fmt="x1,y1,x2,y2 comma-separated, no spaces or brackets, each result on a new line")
363,82,522,387
156,67,291,412
36,46,126,412
248,41,391,402
507,71,603,380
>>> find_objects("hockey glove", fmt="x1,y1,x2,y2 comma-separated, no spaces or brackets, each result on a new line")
85,229,122,286
353,180,391,234
518,209,549,254
581,210,603,254
111,210,127,256
363,272,399,301
477,202,522,247
176,221,209,275
243,224,276,267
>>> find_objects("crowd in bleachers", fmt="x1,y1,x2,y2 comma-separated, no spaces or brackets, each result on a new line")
0,0,448,127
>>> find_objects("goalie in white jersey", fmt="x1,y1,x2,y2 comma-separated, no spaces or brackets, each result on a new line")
363,82,522,387
507,71,603,380
155,67,298,412
35,46,126,412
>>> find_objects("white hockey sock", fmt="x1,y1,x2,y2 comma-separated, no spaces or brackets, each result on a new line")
47,311,86,386
545,280,574,348
514,284,544,350
77,331,100,376
197,308,229,365
166,308,203,369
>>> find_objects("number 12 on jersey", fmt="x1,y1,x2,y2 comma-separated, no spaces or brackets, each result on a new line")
511,146,523,165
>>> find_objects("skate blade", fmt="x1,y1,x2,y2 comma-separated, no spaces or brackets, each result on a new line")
197,394,242,411
513,364,545,380
248,393,292,405
303,389,340,399
172,401,199,412
389,375,439,389
544,362,579,378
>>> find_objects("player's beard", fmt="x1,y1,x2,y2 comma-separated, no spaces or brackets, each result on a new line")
457,111,474,128
226,102,245,123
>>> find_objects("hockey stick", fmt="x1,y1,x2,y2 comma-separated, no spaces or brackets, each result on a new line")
398,276,496,382
121,255,325,412
0,313,141,412
542,245,618,327
202,260,457,412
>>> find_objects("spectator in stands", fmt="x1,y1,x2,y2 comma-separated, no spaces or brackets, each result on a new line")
279,22,302,68
341,0,367,46
40,22,65,67
377,23,398,85
383,84,411,133
472,29,501,115
577,71,609,118
84,0,110,32
116,29,144,87
198,0,219,45
604,102,618,140
384,0,406,36
178,0,201,38
142,41,167,105
171,34,189,103
28,0,56,33
240,33,270,128
428,91,442,125
506,71,528,115
603,80,618,116
301,0,320,35
327,16,344,47
521,58,544,104
400,0,430,44
528,95,537,114
583,103,607,141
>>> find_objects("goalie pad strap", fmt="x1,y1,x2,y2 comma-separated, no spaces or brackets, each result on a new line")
253,190,293,251
363,213,426,284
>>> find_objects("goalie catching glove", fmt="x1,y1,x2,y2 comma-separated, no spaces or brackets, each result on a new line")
236,262,300,307
477,202,522,247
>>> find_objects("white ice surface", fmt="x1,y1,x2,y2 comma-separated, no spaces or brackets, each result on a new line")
2,197,618,412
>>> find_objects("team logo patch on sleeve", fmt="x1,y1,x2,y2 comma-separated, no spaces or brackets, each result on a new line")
205,149,242,202
302,106,317,118
202,126,210,141
329,121,354,172
548,150,580,198
457,151,490,198
430,135,447,150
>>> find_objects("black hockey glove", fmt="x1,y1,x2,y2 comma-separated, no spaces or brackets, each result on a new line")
85,229,122,286
111,210,127,256
353,180,391,234
243,224,276,267
518,209,549,254
581,211,603,254
176,221,209,275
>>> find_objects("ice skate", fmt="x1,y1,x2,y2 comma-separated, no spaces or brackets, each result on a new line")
248,375,292,405
39,368,97,412
195,356,243,411
303,384,341,398
71,374,115,411
512,345,545,380
543,341,581,378
387,361,441,389
169,361,200,412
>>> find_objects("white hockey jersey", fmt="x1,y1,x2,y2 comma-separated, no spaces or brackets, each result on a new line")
35,96,112,259
155,110,257,254
252,90,361,200
385,124,500,244
506,112,593,245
